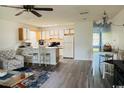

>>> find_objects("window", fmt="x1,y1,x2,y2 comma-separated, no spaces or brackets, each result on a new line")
93,33,100,47
93,32,101,52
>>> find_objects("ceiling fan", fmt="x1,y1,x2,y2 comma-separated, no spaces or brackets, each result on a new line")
0,5,53,17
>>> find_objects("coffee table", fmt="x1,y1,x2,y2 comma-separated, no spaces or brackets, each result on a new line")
0,71,33,88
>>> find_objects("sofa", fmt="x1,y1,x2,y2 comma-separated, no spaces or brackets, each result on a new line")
0,49,24,71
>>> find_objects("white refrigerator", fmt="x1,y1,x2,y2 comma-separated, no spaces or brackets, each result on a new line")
63,35,74,58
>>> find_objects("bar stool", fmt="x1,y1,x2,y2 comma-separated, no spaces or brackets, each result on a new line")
45,52,51,66
33,53,39,64
99,53,114,79
39,47,51,67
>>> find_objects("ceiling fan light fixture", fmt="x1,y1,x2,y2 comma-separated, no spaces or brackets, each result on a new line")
0,5,53,17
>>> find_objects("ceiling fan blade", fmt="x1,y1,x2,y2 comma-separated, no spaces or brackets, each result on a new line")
0,5,23,9
33,8,53,11
31,10,42,17
80,11,88,15
15,10,26,16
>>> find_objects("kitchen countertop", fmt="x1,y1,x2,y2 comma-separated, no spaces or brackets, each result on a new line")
45,46,63,49
33,46,63,49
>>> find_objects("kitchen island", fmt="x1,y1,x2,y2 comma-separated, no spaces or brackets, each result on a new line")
33,47,59,65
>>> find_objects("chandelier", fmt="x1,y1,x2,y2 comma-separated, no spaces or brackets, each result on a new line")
93,11,112,27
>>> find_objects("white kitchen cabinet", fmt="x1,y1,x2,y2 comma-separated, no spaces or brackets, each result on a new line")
42,31,46,39
41,30,64,40
45,31,49,39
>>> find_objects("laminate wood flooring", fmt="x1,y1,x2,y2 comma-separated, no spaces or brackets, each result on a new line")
41,59,92,88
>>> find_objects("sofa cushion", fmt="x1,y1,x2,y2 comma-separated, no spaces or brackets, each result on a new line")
0,49,16,59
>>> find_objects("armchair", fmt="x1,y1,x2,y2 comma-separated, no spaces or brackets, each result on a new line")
0,49,24,71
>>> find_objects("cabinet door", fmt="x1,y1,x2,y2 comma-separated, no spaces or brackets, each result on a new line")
46,31,49,39
50,30,53,38
59,30,64,39
18,28,27,41
42,31,46,39
53,30,57,38
18,28,24,41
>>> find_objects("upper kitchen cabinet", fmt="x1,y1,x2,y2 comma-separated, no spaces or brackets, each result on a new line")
64,28,74,36
41,29,65,40
18,27,41,42
18,27,29,41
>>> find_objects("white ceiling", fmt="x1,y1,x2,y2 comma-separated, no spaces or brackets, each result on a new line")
0,5,124,27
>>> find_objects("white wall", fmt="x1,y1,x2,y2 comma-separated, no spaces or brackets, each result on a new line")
112,9,124,50
74,21,93,60
0,19,20,49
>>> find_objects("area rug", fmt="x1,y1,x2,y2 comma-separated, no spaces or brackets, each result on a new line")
14,67,51,88
21,70,51,88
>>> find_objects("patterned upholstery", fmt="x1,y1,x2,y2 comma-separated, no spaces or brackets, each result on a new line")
17,47,34,63
0,49,24,71
0,49,16,59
